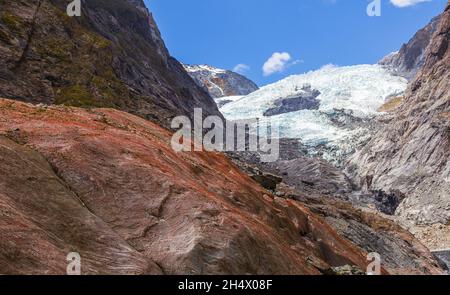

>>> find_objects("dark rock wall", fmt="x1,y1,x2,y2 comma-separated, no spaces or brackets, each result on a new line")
379,14,441,80
0,0,220,127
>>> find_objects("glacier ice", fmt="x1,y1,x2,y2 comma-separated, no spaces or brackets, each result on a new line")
219,64,408,163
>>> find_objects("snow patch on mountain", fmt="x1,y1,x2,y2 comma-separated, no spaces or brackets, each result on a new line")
185,64,227,75
184,64,259,99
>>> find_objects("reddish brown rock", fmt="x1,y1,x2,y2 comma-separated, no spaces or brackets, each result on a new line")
0,99,445,275
0,135,161,275
0,98,380,275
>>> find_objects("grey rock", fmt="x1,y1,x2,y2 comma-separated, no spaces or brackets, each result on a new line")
251,173,282,191
342,189,406,217
432,250,450,273
229,141,445,274
263,85,321,117
349,4,450,234
331,265,365,276
184,64,259,98
379,14,441,80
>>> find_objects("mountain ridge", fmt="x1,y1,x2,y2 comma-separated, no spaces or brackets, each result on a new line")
379,14,441,80
0,0,220,128
0,0,448,275
184,64,259,99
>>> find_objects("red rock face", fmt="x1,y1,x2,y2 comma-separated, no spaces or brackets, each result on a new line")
0,98,382,275
0,133,161,275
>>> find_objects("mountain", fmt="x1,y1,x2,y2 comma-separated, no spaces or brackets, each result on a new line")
348,3,450,250
0,98,443,274
0,0,220,127
184,64,259,99
0,0,447,275
379,15,441,80
220,64,407,164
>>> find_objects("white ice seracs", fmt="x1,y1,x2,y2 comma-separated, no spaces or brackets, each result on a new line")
219,64,408,161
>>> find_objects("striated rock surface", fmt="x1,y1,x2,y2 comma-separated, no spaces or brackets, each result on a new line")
228,141,444,275
295,193,444,275
0,98,373,275
433,250,450,272
184,64,259,98
0,135,162,275
379,14,441,80
0,0,447,276
349,4,450,249
0,0,220,127
0,98,444,274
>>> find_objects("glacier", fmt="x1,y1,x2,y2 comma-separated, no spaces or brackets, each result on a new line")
219,64,408,163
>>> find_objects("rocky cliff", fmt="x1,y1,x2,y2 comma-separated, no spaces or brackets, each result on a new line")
0,98,443,274
379,14,441,80
229,140,445,275
0,0,220,127
184,64,259,98
349,4,450,250
0,0,447,275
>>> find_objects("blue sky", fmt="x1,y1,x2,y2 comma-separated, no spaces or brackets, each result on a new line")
145,0,448,85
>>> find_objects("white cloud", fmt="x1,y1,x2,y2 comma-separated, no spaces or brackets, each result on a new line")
390,0,431,7
262,52,292,76
233,64,250,74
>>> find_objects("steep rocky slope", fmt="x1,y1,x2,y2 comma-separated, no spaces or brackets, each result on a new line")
184,64,259,99
229,141,445,274
0,0,220,127
379,14,441,80
348,4,450,250
0,98,444,274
